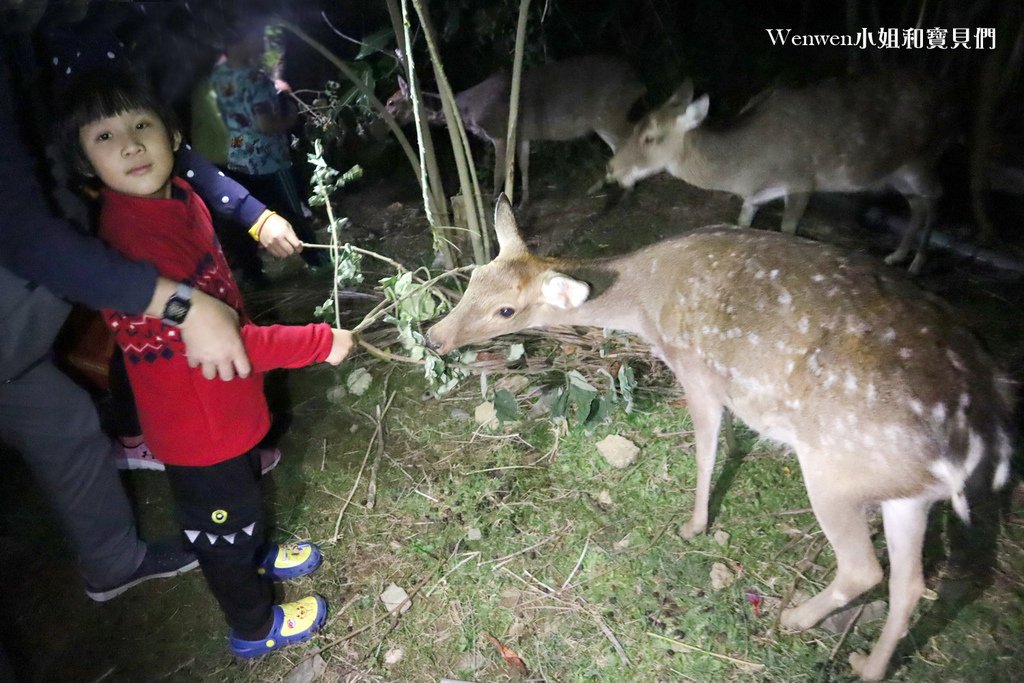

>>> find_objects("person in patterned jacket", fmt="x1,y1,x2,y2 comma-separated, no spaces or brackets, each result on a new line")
57,69,353,659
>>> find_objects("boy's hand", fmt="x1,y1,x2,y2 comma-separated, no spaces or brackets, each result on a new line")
258,213,303,258
325,329,355,365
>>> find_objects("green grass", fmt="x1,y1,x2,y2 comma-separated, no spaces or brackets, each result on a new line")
4,359,1023,682
5,216,1024,682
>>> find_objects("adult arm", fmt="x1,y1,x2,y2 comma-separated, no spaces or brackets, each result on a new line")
0,71,250,380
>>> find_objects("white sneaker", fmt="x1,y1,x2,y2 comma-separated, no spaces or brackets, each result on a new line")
114,440,164,471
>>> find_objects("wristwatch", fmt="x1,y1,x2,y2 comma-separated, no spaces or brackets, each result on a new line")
161,283,194,326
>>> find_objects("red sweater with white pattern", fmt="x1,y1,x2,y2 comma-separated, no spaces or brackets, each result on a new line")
99,178,333,466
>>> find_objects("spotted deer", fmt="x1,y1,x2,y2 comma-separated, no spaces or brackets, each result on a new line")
426,196,1015,681
387,54,646,204
607,73,951,274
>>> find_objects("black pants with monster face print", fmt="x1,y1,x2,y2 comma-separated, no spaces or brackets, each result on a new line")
165,449,273,638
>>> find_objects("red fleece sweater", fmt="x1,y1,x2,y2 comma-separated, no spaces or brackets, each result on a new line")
99,178,333,466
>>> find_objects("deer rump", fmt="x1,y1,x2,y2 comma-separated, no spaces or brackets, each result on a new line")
426,200,1014,681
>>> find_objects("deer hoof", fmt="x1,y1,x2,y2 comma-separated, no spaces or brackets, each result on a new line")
883,251,906,266
678,520,705,540
848,650,885,681
779,604,816,632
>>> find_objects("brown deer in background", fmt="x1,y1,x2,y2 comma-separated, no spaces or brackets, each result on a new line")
607,73,951,273
387,55,646,205
426,196,1015,681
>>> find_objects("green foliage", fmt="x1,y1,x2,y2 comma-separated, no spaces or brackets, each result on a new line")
380,271,442,322
493,388,519,421
307,139,363,208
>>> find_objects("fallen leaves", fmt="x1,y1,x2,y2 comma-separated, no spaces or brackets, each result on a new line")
484,633,529,677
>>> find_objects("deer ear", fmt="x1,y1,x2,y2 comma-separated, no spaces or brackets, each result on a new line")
398,74,409,95
668,79,694,108
677,94,709,131
493,193,527,256
541,273,590,309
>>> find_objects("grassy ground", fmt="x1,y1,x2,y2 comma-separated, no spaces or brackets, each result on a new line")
4,330,1022,682
3,164,1024,682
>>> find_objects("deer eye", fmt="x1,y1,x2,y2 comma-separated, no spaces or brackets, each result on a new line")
498,307,515,318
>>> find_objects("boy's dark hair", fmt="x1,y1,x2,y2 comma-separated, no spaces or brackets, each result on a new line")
56,68,180,177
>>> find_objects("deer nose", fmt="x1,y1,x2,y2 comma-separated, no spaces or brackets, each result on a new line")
423,333,442,352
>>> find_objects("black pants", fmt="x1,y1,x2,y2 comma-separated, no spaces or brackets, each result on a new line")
164,450,273,637
107,349,141,439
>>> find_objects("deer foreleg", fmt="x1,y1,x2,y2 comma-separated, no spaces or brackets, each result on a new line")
679,389,723,539
781,192,810,234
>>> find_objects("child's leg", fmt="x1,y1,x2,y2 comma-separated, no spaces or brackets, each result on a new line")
107,350,141,441
164,450,273,638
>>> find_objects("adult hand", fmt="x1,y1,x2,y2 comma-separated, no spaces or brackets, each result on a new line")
179,289,251,380
258,212,303,258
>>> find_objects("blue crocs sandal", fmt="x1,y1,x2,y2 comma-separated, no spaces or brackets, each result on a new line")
229,594,328,659
257,541,323,581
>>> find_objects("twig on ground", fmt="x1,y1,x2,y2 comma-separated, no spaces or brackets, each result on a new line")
320,438,328,471
647,632,765,671
821,602,865,682
561,536,590,591
90,667,116,683
772,507,815,516
595,613,632,667
484,527,568,570
425,551,480,597
299,553,445,662
460,464,543,476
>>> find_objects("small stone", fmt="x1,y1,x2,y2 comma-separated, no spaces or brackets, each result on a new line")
325,384,347,405
495,374,529,394
474,401,498,428
597,490,614,509
710,562,736,591
467,527,482,541
820,599,887,634
380,582,411,614
455,651,487,673
283,653,326,683
714,530,731,547
450,407,471,421
383,648,404,666
596,434,639,468
499,588,522,609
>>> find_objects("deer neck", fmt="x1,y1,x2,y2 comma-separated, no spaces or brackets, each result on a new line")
673,128,747,193
549,251,666,341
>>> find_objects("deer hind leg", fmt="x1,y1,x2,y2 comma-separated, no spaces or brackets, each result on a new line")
884,166,938,273
781,467,883,631
781,192,810,234
849,497,931,682
491,139,507,198
738,200,760,228
518,139,531,206
678,389,724,539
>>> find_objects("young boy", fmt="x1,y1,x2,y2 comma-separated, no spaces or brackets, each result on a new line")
57,70,353,658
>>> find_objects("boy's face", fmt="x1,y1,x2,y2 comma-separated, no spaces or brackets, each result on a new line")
79,108,181,199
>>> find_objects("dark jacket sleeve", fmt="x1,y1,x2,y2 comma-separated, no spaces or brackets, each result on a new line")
0,67,158,314
176,145,266,228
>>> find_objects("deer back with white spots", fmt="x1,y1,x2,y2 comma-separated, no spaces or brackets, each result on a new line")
607,72,951,274
426,196,1015,682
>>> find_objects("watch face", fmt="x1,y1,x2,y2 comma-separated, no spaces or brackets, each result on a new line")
165,299,190,323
